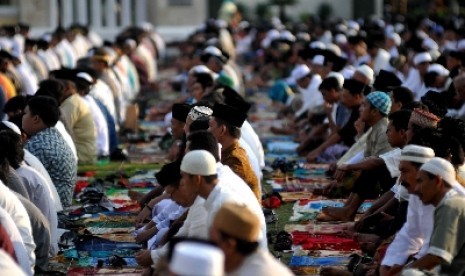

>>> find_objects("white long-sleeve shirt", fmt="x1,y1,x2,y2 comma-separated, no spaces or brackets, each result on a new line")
16,164,58,256
296,75,324,117
0,181,35,275
0,207,31,275
382,183,465,266
83,95,109,156
150,196,207,265
241,120,265,169
203,182,267,249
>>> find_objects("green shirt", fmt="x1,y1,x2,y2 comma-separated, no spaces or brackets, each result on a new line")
429,191,465,275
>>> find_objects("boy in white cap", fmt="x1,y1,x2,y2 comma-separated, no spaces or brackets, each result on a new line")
210,202,293,276
400,158,465,275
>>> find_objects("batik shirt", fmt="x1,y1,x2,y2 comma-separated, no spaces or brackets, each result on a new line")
25,127,77,207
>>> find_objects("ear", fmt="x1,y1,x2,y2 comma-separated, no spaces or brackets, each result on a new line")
219,124,227,137
223,238,237,255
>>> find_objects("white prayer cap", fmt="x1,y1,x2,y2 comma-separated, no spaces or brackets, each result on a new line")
335,23,348,33
348,20,360,31
238,21,250,30
181,150,217,176
327,72,344,87
309,41,326,50
413,52,432,66
296,32,310,42
394,23,405,33
76,72,93,84
355,64,374,84
420,157,457,187
422,38,439,51
457,39,465,51
286,64,311,85
428,63,449,76
170,241,224,276
280,30,296,42
400,145,435,164
335,34,347,45
203,46,223,58
387,32,401,46
326,43,341,56
312,55,325,65
189,65,219,80
1,121,21,135
261,29,280,48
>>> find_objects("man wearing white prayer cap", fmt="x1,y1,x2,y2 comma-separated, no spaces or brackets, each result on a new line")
169,241,224,276
353,64,374,85
381,145,435,275
210,202,293,276
179,150,267,248
381,151,465,275
404,52,432,100
401,158,465,275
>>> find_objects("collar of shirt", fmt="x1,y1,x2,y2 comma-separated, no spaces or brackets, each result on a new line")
204,184,221,211
437,189,458,208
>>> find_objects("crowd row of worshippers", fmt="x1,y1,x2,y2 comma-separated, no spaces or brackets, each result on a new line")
121,13,465,276
0,22,169,274
0,22,166,164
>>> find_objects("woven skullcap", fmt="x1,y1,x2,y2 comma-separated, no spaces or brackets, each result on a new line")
366,91,392,115
188,106,213,121
400,145,435,164
181,150,217,176
409,108,440,129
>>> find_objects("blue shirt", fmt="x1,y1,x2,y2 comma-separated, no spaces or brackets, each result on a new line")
25,127,77,206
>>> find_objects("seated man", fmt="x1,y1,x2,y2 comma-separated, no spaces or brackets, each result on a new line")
306,78,366,163
319,91,393,221
135,161,186,250
210,202,293,276
22,96,77,207
404,158,465,275
209,103,260,200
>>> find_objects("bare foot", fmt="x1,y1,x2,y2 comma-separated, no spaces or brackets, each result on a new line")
128,190,144,202
318,207,354,222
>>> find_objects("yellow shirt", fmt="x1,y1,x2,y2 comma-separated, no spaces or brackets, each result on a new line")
60,94,97,164
221,140,260,200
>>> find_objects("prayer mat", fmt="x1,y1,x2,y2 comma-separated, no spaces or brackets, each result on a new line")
267,141,300,154
85,227,136,235
279,192,321,202
289,255,351,266
290,200,372,222
291,233,360,251
290,265,347,276
67,267,143,275
285,222,354,235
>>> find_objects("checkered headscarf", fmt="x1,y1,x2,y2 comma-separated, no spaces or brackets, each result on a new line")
366,91,391,116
